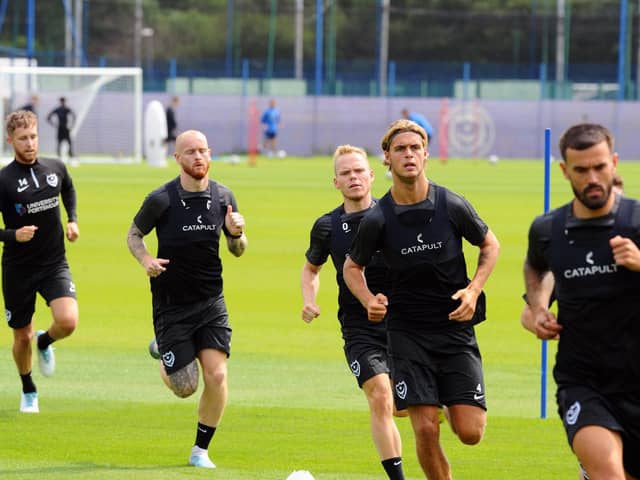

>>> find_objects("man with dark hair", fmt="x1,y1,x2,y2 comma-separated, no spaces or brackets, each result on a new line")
1,110,80,413
301,144,405,480
47,97,75,159
524,123,640,480
165,96,180,152
127,129,247,469
344,119,499,479
20,95,39,115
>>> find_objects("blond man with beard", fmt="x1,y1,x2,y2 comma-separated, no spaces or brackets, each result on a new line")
1,110,79,414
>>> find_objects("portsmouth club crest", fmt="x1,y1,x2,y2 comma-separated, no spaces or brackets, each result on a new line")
162,350,176,368
349,360,361,377
395,380,408,400
46,173,59,188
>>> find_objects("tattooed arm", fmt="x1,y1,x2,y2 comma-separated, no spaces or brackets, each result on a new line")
127,222,170,277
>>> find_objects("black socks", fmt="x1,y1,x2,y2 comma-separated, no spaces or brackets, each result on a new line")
382,457,405,480
20,372,36,394
37,331,54,350
195,422,216,450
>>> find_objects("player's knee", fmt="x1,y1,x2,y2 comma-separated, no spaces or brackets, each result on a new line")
56,317,77,337
169,377,198,398
167,361,199,398
51,302,79,337
171,384,197,398
13,328,33,349
412,417,440,442
455,423,485,445
202,365,227,390
366,384,394,417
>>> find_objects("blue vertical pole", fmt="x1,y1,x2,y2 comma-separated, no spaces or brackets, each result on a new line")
617,0,628,100
529,0,537,78
26,0,35,62
463,62,471,100
83,0,89,65
0,0,10,35
540,127,551,419
242,58,249,97
388,61,396,97
538,62,547,99
168,58,177,94
225,0,234,77
315,0,324,96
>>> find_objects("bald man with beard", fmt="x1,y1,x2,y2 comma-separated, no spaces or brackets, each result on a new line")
127,130,247,469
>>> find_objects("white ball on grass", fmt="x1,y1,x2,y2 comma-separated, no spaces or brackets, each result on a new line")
277,149,287,158
488,154,499,165
286,471,315,480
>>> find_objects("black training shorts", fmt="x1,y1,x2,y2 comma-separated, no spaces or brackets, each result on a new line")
153,293,232,375
344,340,390,388
3,262,76,329
557,385,640,477
388,327,486,411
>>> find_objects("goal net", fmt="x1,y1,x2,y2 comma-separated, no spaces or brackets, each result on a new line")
0,65,142,164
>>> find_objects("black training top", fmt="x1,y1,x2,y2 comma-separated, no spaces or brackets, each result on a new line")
349,182,488,333
48,106,73,130
305,201,389,341
0,157,77,267
133,178,238,305
527,194,640,393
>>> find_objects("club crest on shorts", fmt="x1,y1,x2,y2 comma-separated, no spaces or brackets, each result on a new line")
349,360,361,377
395,380,408,399
162,351,175,368
46,173,58,188
5,309,11,323
565,401,581,425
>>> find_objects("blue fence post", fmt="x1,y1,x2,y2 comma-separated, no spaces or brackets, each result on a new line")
617,0,628,100
168,58,177,94
463,62,471,100
388,61,396,97
315,0,324,96
538,62,547,99
242,58,249,97
26,0,35,62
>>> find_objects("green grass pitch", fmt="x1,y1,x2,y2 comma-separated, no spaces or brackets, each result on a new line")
2,155,638,479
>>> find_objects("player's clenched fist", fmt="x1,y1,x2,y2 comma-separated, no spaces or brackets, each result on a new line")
367,293,388,322
15,225,38,242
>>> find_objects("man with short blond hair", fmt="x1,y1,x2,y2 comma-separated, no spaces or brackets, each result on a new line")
1,110,80,414
301,144,405,479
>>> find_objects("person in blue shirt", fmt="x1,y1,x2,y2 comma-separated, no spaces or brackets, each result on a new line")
261,99,281,157
402,108,434,144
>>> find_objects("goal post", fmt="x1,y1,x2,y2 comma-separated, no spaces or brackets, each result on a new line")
0,65,143,164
